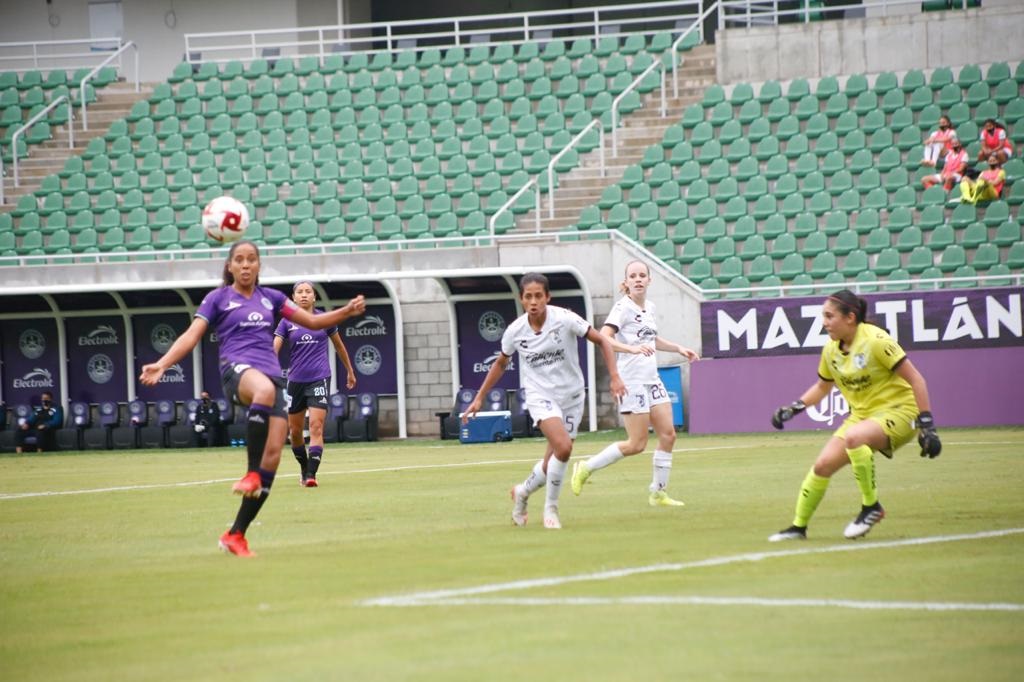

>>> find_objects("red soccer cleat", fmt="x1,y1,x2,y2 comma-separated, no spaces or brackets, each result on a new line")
232,471,262,498
303,477,318,488
219,530,255,557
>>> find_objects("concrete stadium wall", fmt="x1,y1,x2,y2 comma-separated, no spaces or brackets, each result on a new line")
716,3,1024,85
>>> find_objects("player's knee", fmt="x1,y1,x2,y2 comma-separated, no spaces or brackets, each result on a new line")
621,437,647,456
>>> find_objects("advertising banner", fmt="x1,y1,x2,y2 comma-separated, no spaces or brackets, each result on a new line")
337,305,398,395
701,288,1023,359
455,299,519,391
65,316,127,403
689,347,1024,433
133,314,193,401
1,319,61,406
200,327,224,401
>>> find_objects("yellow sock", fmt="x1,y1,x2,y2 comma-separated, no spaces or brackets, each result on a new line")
793,469,831,528
847,444,878,506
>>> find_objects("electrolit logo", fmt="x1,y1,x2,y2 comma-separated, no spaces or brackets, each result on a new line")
13,367,54,388
78,324,118,347
473,351,513,374
347,315,387,337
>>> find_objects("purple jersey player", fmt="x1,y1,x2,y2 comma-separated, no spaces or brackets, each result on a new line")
274,281,356,487
140,241,365,557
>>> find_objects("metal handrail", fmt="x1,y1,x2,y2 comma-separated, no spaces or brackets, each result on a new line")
717,0,931,30
547,119,605,219
0,147,5,206
672,1,718,99
611,57,667,158
0,37,124,72
80,41,139,131
11,95,73,187
488,178,541,236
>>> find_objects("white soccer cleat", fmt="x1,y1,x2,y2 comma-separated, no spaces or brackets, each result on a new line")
844,502,885,539
543,506,561,530
510,485,529,527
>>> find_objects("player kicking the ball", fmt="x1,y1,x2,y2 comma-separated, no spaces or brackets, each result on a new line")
462,273,629,529
767,289,941,542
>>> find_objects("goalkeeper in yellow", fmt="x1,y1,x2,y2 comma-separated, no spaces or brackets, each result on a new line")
768,289,941,541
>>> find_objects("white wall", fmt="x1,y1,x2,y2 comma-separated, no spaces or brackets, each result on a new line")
716,4,1024,84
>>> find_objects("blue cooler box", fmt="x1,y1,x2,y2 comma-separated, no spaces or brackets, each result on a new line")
460,411,513,443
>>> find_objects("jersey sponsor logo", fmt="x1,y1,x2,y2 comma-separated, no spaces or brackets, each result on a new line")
13,367,54,389
150,323,177,353
525,347,566,369
354,344,382,375
18,328,46,359
224,301,242,311
347,315,387,337
296,333,318,346
240,311,270,329
86,353,115,384
78,324,118,347
636,325,657,342
477,311,506,342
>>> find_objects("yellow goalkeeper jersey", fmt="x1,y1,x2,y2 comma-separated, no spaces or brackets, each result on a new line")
817,323,914,415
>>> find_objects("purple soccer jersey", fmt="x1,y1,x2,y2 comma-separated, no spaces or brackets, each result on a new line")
275,313,337,383
196,285,297,378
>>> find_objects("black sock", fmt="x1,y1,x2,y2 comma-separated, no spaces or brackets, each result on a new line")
245,404,271,472
307,446,323,477
230,468,275,535
292,445,308,477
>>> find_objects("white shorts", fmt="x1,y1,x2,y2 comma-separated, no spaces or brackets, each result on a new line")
619,380,671,415
525,392,584,439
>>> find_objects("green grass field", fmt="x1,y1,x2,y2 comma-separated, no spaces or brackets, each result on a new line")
1,428,1022,681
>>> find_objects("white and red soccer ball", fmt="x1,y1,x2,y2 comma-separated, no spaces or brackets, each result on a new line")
202,195,250,244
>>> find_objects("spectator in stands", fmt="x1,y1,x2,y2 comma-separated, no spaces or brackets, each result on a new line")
274,280,357,487
192,391,222,448
978,119,1013,165
462,272,629,530
767,290,941,543
15,391,63,454
139,240,365,557
570,259,700,508
960,154,1006,204
922,139,968,191
921,115,958,168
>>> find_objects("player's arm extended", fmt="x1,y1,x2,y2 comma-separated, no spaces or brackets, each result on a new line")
289,295,365,331
139,318,208,385
600,324,653,356
893,358,931,413
463,353,510,423
654,336,699,362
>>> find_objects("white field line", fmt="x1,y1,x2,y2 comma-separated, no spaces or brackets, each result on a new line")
409,596,1024,612
360,528,1024,607
0,446,745,500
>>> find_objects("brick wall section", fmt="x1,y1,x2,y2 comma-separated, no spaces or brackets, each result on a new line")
401,300,454,437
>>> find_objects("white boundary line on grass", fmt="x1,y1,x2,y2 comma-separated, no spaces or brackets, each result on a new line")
412,596,1024,612
360,528,1024,607
0,445,746,500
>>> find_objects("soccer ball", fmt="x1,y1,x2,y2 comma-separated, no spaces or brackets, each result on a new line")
202,196,250,244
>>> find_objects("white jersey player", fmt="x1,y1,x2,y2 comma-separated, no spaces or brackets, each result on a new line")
571,260,699,507
463,272,630,529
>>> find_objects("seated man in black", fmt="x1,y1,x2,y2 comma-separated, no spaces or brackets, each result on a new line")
16,392,63,454
192,391,222,447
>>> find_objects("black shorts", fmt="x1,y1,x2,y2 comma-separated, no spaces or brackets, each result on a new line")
287,377,330,415
220,363,288,418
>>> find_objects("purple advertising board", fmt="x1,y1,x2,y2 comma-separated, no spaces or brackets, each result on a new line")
200,326,224,401
65,316,128,403
133,314,193,401
702,288,1023,358
691,287,1024,433
1,319,61,406
337,304,397,395
456,299,519,391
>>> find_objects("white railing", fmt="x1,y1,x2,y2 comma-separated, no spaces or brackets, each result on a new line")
80,41,139,131
489,179,541,236
611,58,667,158
0,37,125,73
717,0,949,30
547,119,606,219
11,95,73,187
672,1,717,98
184,0,702,64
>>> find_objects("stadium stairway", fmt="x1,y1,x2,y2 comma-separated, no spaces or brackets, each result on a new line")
518,44,716,234
1,84,154,207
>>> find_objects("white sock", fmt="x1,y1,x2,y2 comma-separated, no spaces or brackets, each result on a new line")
521,460,547,497
650,449,672,493
586,442,625,472
545,458,568,509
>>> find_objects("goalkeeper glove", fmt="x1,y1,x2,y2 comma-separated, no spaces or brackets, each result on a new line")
771,400,806,430
917,411,941,458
